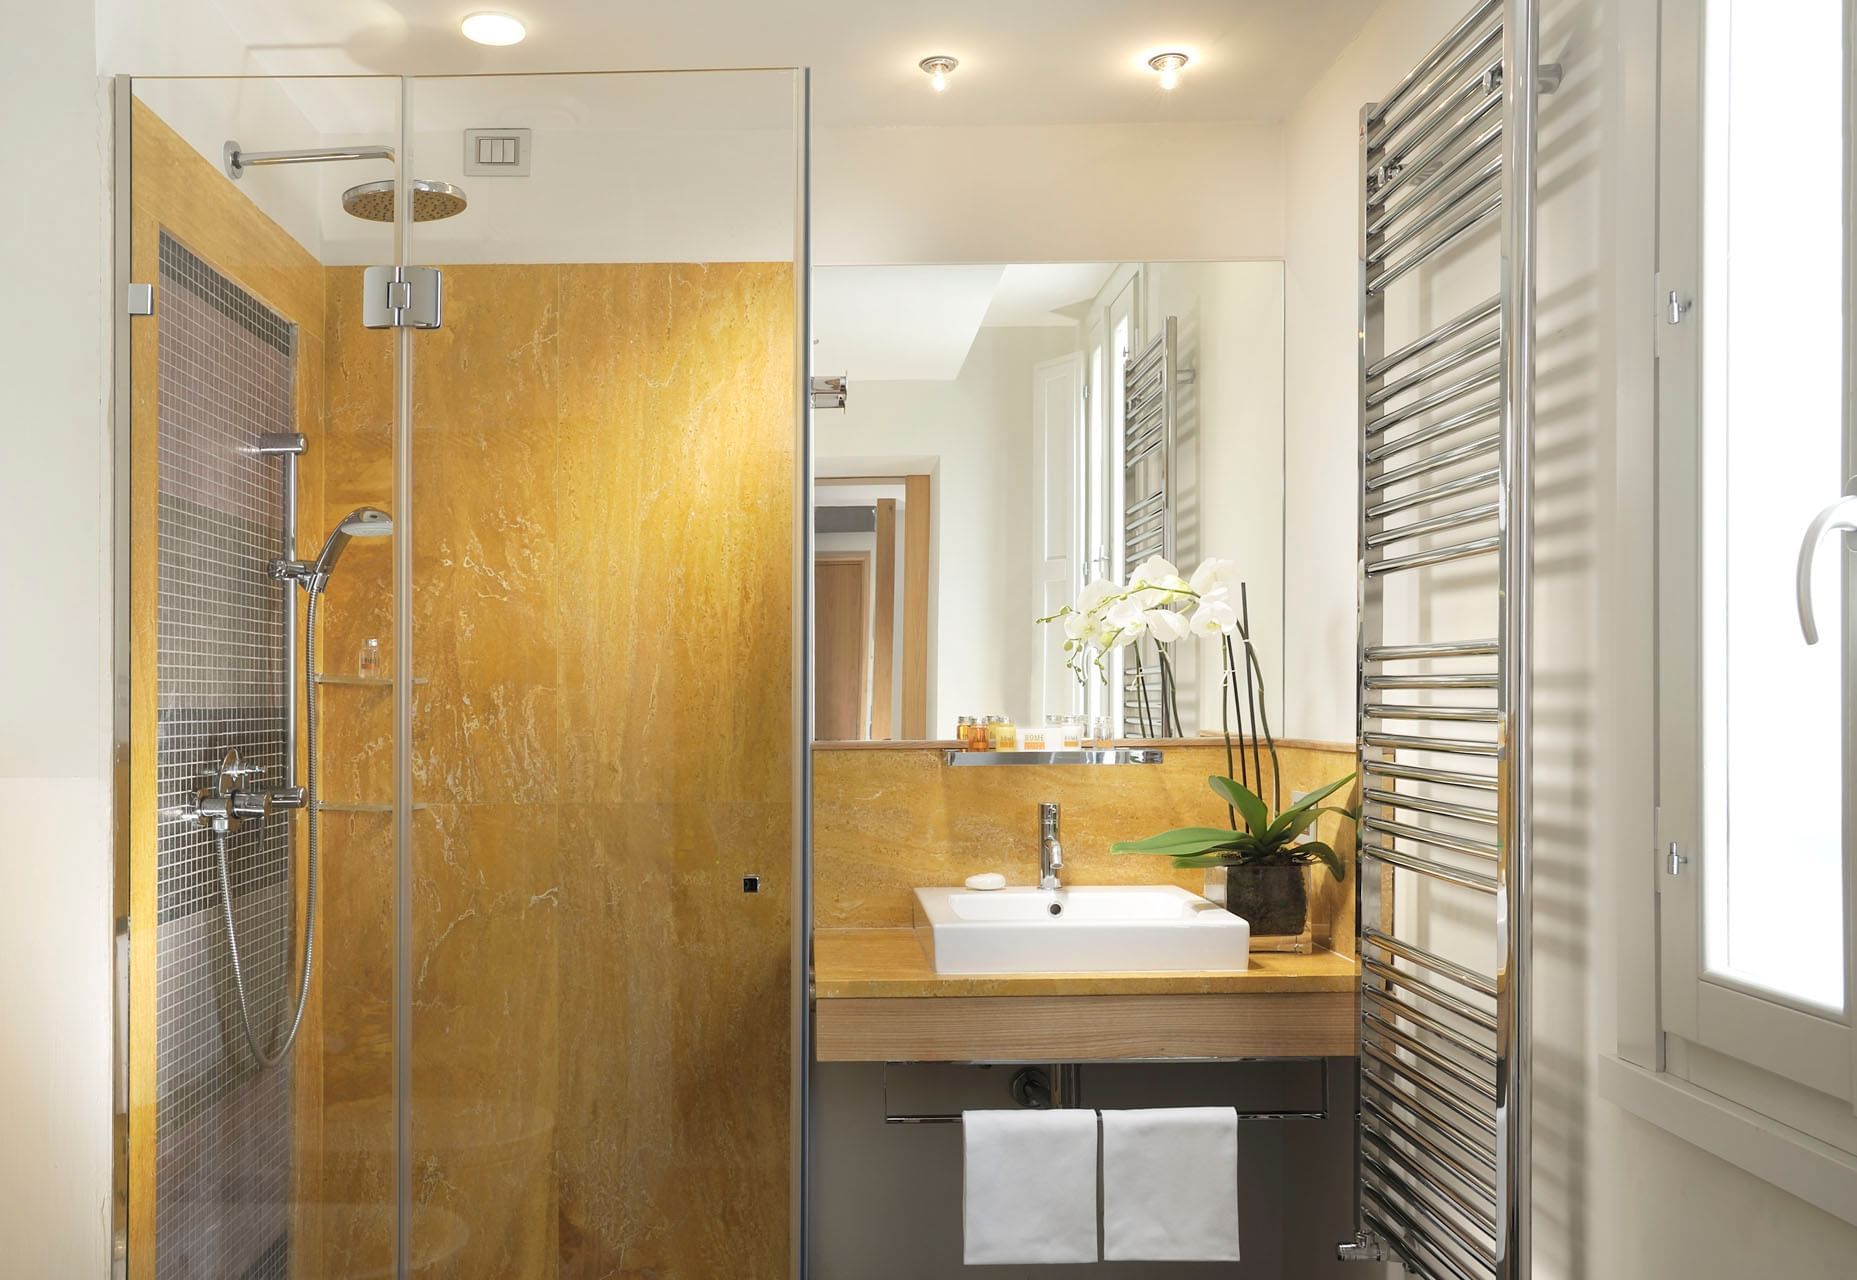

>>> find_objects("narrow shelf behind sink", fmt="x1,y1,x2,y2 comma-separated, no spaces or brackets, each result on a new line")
944,748,1164,766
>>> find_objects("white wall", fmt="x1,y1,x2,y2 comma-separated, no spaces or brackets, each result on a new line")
818,325,1077,736
0,2,115,1274
815,123,1284,266
1141,260,1287,739
1282,1,1857,1276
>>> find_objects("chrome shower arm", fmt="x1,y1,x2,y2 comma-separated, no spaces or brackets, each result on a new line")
225,142,395,180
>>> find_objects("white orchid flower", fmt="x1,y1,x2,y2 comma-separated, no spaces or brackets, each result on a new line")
1190,557,1238,599
1129,555,1191,608
1105,596,1149,634
1145,608,1190,643
1189,599,1238,635
1076,576,1118,617
1063,610,1093,640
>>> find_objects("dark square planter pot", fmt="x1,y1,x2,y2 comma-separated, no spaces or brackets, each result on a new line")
1224,863,1309,936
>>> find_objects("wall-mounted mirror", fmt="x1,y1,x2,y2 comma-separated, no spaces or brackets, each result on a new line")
812,260,1285,743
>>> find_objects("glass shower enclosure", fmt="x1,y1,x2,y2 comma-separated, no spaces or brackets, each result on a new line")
114,68,809,1279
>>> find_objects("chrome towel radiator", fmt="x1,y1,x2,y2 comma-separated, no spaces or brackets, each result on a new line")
1344,2,1552,1277
1122,316,1181,737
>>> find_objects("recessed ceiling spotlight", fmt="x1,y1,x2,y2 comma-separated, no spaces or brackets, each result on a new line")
461,12,526,46
1148,51,1190,91
919,55,959,93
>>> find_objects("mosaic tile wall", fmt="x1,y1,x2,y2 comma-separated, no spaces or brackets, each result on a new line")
154,231,296,1280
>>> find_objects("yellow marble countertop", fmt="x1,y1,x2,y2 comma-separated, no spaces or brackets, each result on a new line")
813,927,1361,999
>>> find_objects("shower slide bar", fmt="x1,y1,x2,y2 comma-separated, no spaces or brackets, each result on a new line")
1344,4,1547,1273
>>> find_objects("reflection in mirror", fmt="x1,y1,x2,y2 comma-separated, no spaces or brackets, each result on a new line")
812,262,1285,743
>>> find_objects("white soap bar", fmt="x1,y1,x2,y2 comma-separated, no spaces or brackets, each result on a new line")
964,872,1007,891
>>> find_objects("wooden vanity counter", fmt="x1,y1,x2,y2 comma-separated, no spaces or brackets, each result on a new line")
813,928,1360,1062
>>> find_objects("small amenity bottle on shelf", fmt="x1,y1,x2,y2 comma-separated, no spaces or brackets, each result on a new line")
358,638,383,680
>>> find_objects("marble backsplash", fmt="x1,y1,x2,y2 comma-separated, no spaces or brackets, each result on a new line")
812,738,1360,950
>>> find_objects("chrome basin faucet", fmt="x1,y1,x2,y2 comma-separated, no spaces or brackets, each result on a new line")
1039,802,1064,890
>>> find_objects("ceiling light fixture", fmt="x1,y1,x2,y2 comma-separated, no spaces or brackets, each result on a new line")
461,12,527,46
919,55,958,93
1148,51,1190,91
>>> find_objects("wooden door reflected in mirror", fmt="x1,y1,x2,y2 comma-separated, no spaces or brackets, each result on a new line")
814,476,929,740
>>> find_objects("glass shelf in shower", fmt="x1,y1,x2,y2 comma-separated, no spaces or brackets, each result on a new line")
314,801,432,813
312,674,431,686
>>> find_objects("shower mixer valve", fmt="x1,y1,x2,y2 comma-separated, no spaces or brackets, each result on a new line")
182,748,303,833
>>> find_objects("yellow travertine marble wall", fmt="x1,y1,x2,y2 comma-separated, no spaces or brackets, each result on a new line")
812,740,1359,950
315,262,795,1279
126,100,332,1280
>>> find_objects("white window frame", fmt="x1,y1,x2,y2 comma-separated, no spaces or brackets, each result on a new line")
1081,264,1144,733
1603,0,1857,1227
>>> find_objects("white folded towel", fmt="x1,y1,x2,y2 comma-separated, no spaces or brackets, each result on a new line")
1101,1106,1241,1261
962,1108,1100,1265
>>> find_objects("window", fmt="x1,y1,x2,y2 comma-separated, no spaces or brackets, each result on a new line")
1619,0,1857,1214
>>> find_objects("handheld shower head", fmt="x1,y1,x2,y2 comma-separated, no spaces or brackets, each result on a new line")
309,507,393,590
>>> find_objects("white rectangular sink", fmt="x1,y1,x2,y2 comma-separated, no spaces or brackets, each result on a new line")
911,885,1250,975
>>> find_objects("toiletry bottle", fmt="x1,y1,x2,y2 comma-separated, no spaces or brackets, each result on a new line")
991,717,1018,751
956,715,975,749
359,638,382,680
967,718,991,751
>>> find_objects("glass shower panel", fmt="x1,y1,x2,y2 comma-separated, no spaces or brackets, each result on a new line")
401,70,801,1276
126,75,404,1279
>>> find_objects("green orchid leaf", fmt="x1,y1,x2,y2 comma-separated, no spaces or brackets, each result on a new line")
1170,853,1230,869
1266,803,1359,844
1280,772,1357,817
1111,827,1246,857
1298,840,1346,882
1224,832,1264,859
1265,806,1322,844
1208,775,1270,835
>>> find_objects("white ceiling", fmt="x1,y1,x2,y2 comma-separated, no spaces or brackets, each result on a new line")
107,0,1378,129
813,266,1004,382
813,262,1119,382
982,263,1117,327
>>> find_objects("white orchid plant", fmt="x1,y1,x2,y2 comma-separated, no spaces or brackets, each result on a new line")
1040,555,1355,879
1039,554,1244,740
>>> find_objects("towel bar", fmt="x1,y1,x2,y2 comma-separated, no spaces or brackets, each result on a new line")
879,1059,1333,1124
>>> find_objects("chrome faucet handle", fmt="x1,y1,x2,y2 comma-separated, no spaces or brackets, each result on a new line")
214,748,265,795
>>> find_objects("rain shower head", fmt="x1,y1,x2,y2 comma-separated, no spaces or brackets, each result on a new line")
342,179,469,223
221,140,467,223
310,507,393,589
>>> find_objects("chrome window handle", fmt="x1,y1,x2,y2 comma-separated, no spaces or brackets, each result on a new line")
1794,492,1857,644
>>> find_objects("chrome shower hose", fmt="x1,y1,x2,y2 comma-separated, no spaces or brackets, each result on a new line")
211,588,323,1069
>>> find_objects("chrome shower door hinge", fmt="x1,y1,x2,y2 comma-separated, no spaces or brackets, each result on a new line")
810,374,847,410
126,283,154,316
361,264,444,329
1337,1230,1389,1263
